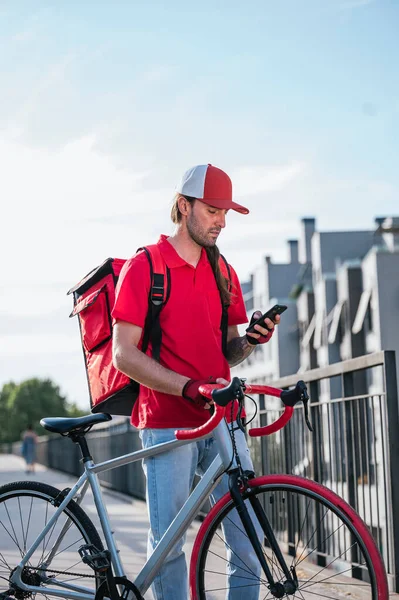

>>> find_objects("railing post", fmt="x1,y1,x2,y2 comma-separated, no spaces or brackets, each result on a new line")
308,380,329,566
343,370,364,578
309,380,321,484
383,351,399,593
342,372,357,511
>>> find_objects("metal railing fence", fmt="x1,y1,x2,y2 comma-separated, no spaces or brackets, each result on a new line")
245,350,399,592
3,351,398,590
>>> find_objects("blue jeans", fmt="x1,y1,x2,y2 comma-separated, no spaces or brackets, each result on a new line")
140,425,261,600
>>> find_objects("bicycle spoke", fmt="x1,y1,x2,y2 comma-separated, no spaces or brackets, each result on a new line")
55,539,89,561
220,511,286,581
17,497,27,554
204,582,262,592
0,513,24,559
299,542,364,591
296,588,307,600
292,495,314,565
0,551,12,571
40,519,63,565
0,485,100,600
197,482,382,599
40,500,50,564
212,527,262,579
207,548,267,583
295,586,354,600
41,520,80,564
295,521,346,567
204,568,263,582
294,502,330,566
24,495,34,552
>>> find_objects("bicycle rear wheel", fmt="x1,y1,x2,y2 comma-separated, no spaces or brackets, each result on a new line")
0,481,103,599
191,474,388,599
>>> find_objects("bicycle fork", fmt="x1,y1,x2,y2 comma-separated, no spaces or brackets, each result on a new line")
228,469,297,598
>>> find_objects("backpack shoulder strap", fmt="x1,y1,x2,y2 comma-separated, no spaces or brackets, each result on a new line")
218,254,232,356
137,245,170,362
140,244,170,306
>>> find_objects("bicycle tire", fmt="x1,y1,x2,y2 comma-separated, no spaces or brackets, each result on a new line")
190,474,388,599
0,480,103,599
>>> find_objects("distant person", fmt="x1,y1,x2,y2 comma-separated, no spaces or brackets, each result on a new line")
21,425,38,474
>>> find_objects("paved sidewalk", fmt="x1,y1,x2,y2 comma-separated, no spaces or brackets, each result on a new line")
0,454,199,599
1,455,398,598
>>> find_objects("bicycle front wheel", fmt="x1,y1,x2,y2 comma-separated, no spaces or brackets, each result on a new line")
0,480,103,599
191,474,388,599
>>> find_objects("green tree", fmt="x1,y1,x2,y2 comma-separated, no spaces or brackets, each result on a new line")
67,402,87,418
2,378,84,443
0,382,18,444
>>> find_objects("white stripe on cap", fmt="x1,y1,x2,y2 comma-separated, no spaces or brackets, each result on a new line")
176,164,208,198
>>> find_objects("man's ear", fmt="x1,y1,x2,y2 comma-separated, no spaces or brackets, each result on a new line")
177,194,190,216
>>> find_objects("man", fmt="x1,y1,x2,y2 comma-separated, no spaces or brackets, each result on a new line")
112,164,279,599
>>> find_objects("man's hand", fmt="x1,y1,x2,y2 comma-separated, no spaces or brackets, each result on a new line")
246,311,281,345
182,378,216,409
182,377,229,409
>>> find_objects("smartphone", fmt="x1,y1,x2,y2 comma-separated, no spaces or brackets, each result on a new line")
245,304,288,333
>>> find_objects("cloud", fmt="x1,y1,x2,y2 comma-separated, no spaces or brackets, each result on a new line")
232,162,306,197
8,52,79,126
0,134,153,222
0,132,168,328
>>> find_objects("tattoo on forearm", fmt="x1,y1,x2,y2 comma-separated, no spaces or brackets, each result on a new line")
226,336,255,367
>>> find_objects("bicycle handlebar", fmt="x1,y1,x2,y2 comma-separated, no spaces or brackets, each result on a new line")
175,378,311,441
173,384,227,441
243,384,294,437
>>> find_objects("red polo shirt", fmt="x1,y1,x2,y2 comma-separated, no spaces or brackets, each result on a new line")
112,235,248,429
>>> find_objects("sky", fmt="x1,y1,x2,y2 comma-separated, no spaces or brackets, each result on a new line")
1,0,398,409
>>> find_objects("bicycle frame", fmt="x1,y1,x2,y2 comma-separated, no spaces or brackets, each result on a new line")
7,376,389,599
10,417,237,599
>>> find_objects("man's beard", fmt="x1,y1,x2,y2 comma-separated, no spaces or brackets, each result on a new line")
187,213,220,248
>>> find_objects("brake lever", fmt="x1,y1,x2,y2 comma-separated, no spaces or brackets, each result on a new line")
303,400,313,432
299,384,313,432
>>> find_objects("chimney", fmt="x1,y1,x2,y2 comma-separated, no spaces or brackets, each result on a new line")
300,218,316,264
375,216,386,229
288,240,299,264
381,216,399,251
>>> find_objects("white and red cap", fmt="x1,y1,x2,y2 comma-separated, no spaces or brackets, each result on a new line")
176,164,249,214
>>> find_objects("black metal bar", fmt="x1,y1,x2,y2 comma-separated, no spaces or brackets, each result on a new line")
248,492,293,582
228,470,277,589
383,351,399,593
342,370,363,578
11,350,398,588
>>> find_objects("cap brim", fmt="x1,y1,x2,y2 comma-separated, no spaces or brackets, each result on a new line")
200,198,249,215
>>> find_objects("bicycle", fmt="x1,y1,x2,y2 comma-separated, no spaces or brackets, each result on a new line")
0,377,389,599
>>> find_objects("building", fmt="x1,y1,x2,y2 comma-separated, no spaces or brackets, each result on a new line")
235,240,302,383
234,216,399,399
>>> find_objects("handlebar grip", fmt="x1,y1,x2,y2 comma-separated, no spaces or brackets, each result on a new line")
175,380,301,440
175,403,226,440
248,405,293,437
175,380,242,440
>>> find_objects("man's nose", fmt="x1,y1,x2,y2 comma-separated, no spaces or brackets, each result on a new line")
216,212,226,228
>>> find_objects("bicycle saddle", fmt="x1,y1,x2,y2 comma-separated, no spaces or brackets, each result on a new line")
40,413,112,434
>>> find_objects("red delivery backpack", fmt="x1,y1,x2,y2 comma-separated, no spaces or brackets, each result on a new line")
68,246,232,416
